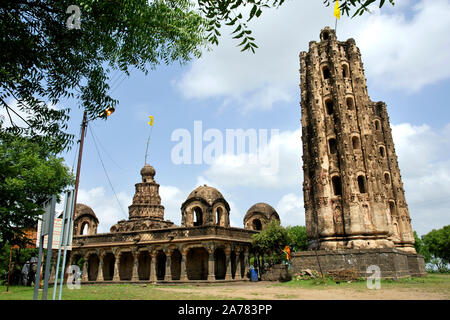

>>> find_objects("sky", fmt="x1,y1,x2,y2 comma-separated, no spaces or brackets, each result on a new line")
18,0,450,236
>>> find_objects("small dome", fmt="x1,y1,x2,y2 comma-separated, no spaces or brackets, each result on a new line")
141,164,155,177
74,203,98,221
186,184,224,205
244,202,279,221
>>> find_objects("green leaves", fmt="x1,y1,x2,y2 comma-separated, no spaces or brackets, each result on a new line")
0,134,74,251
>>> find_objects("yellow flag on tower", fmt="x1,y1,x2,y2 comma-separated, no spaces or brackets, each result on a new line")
148,115,154,126
334,0,341,20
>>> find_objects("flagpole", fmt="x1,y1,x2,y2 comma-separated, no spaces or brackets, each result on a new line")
144,125,153,165
335,18,337,34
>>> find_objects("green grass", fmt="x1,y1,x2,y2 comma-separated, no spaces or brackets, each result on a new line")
274,273,450,293
1,274,448,300
0,284,217,300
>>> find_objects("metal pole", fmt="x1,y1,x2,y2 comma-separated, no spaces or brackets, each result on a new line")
42,196,56,300
33,236,44,300
74,110,88,212
6,247,13,292
59,189,76,300
52,192,69,300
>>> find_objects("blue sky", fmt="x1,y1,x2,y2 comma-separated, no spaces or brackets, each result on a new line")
51,0,450,236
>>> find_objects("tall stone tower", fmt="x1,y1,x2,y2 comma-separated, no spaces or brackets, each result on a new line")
110,164,174,232
300,27,415,253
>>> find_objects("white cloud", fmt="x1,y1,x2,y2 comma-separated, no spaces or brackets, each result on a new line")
353,0,450,92
159,185,186,226
77,187,131,233
175,0,450,111
276,193,305,227
203,129,301,188
392,123,450,235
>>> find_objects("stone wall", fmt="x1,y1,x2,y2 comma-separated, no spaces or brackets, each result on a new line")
291,248,426,279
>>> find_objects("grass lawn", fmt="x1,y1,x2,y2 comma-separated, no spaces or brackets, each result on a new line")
0,273,448,300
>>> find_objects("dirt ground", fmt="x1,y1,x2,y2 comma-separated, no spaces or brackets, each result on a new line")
156,281,449,300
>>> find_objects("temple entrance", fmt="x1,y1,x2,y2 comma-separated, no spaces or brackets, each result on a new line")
119,252,133,280
156,251,166,280
187,248,208,280
230,251,236,279
88,254,99,281
102,253,115,280
171,250,182,280
138,251,150,280
214,248,226,280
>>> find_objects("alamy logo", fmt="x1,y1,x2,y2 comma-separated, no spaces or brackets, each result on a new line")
366,265,381,289
171,121,280,175
66,265,81,289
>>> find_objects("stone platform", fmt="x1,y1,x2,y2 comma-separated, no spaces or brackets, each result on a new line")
289,248,426,279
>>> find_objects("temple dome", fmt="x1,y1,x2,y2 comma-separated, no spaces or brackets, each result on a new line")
74,203,98,222
243,202,280,230
186,184,225,205
140,164,155,178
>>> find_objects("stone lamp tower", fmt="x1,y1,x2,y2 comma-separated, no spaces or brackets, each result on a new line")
300,27,415,253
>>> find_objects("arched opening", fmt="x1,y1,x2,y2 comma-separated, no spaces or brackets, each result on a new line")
214,248,226,280
88,254,99,281
384,172,390,185
171,250,182,280
322,65,331,80
156,251,166,280
119,252,133,281
346,97,354,110
374,120,381,131
352,136,360,150
216,207,223,226
379,146,385,158
342,64,349,78
322,31,329,40
325,99,333,115
80,222,89,235
102,253,115,281
193,207,203,226
328,138,337,154
252,219,262,231
389,201,396,216
358,175,366,193
138,251,150,280
332,176,342,196
186,248,208,280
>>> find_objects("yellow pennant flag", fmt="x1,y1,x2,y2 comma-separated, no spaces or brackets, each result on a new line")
148,115,154,126
334,0,341,20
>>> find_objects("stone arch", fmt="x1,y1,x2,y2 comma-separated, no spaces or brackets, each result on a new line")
328,137,337,154
214,248,226,280
346,96,354,110
342,64,350,78
156,250,166,280
102,253,115,281
374,119,381,131
252,219,262,231
119,252,133,281
87,253,99,281
331,175,342,196
384,172,391,184
186,247,208,280
138,251,150,280
358,175,366,193
352,135,361,150
80,221,89,235
171,249,182,280
193,206,203,226
322,65,331,80
324,98,333,115
379,145,386,158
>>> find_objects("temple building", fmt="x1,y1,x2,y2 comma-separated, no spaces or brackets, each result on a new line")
67,164,280,283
